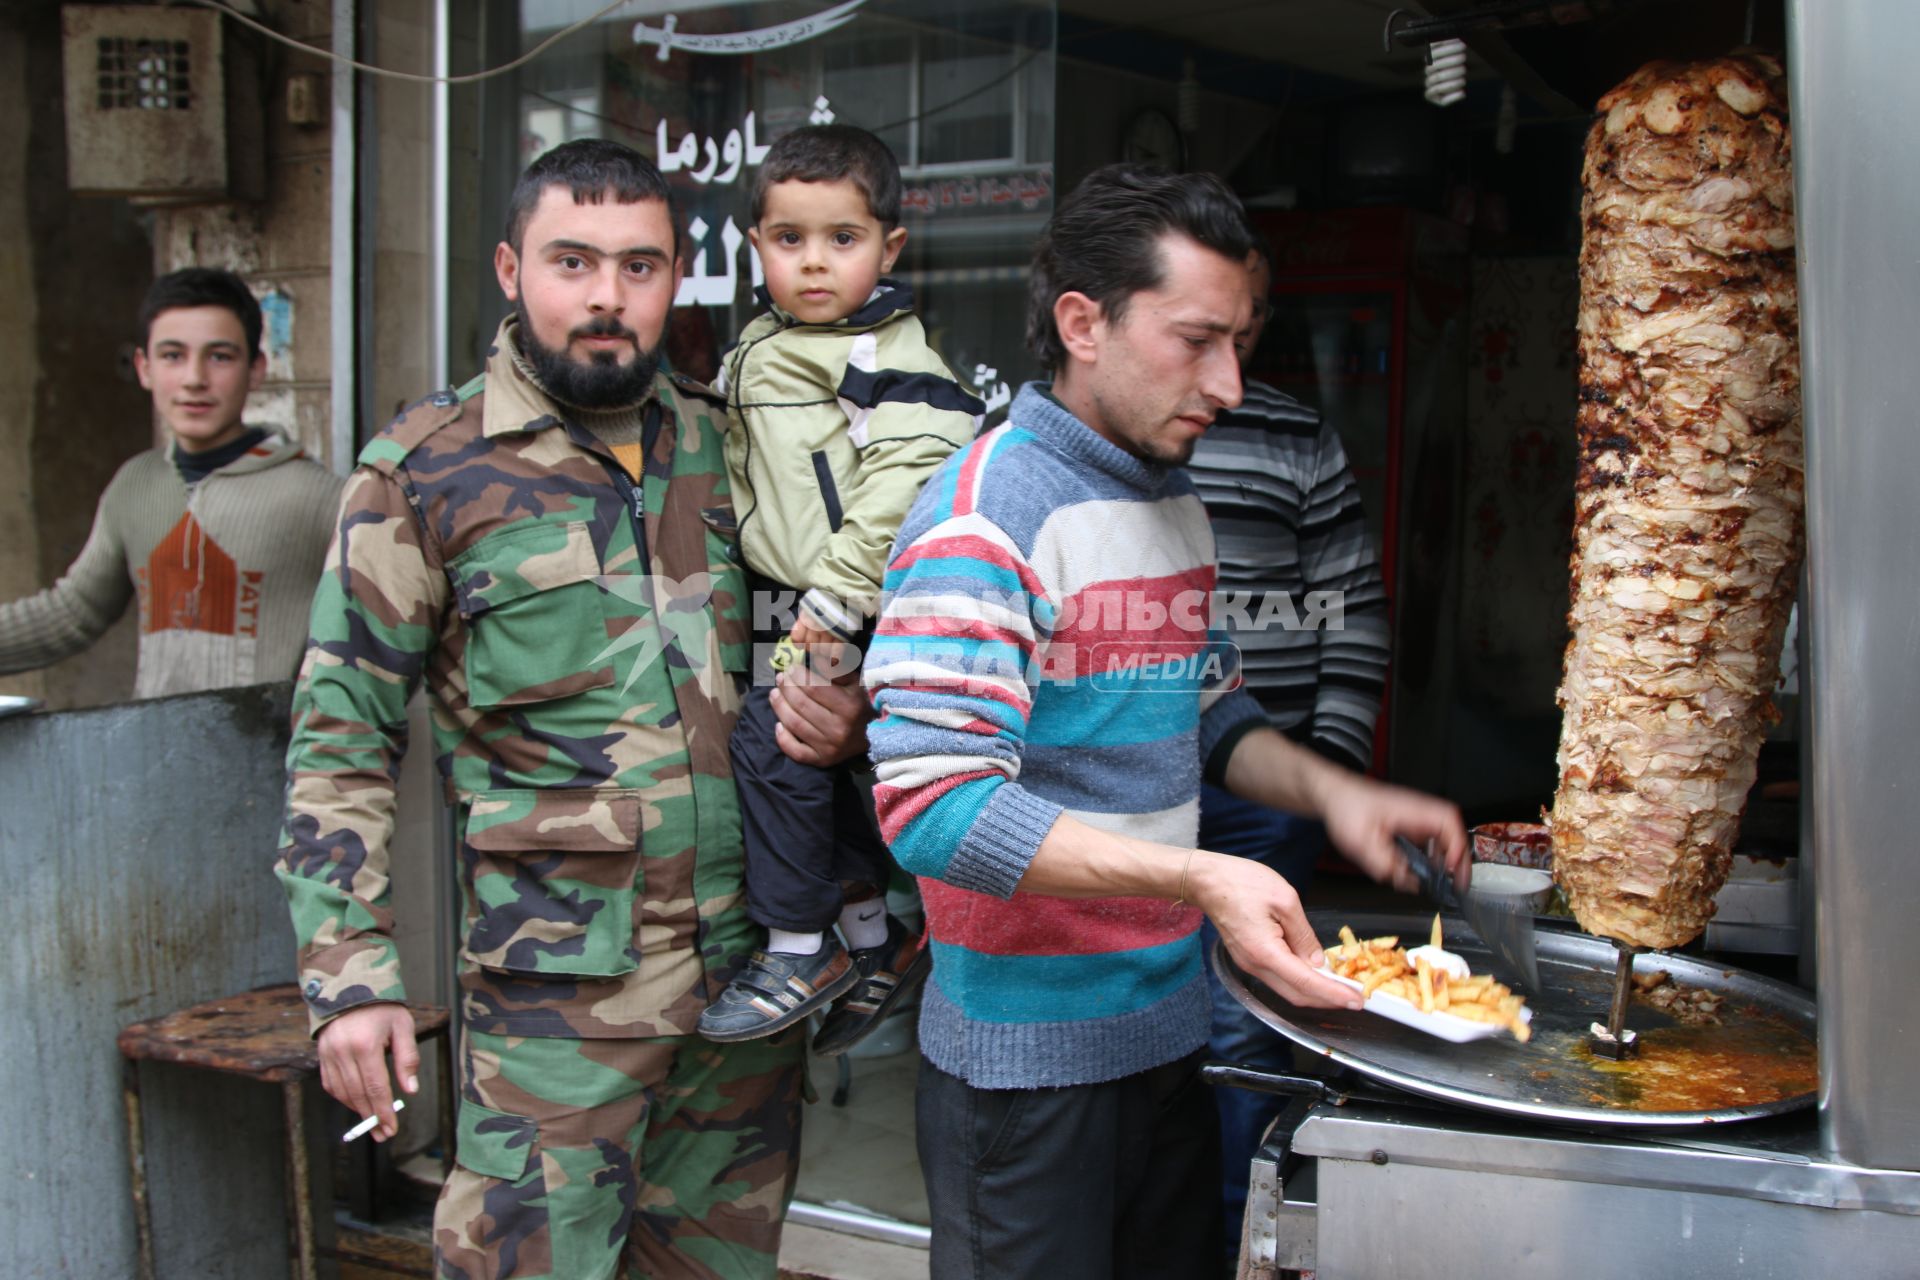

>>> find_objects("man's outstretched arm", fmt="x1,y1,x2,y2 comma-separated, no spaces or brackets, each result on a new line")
1215,723,1468,893
0,488,133,675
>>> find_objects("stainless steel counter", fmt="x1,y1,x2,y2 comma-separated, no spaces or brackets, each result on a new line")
1255,1101,1920,1279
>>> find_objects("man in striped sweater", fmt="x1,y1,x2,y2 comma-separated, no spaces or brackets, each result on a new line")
863,166,1465,1279
1184,244,1390,1260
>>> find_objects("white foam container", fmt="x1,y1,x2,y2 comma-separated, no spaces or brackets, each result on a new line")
1319,964,1533,1044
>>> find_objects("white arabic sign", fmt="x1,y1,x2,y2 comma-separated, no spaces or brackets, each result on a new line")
656,111,769,186
634,0,867,61
656,98,836,188
970,363,1013,417
676,215,763,307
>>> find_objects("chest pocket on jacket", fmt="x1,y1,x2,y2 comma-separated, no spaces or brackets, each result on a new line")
450,519,613,709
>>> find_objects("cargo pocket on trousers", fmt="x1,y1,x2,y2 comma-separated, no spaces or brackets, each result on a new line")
455,1097,541,1182
444,1098,550,1268
460,788,643,979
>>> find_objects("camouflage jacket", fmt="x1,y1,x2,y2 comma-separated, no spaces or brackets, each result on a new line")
277,320,753,1038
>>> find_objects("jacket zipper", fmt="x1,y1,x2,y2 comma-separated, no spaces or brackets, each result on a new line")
595,400,664,568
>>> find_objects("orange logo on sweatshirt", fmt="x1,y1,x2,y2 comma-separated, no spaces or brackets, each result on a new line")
137,512,239,635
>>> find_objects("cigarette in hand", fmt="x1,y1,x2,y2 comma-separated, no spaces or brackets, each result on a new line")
341,1098,406,1143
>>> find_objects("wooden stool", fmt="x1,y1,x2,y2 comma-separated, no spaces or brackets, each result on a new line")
117,984,451,1280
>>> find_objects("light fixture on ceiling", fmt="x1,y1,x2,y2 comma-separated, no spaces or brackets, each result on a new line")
1424,38,1468,106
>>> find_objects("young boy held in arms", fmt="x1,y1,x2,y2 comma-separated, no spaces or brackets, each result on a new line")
697,125,982,1053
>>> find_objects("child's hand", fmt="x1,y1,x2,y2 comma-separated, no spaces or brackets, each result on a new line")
788,613,834,649
788,615,861,684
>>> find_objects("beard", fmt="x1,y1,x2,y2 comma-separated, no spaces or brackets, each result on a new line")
515,303,663,409
1089,388,1205,467
1140,428,1201,468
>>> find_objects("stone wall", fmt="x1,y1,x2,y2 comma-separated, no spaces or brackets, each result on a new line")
0,0,157,710
152,0,340,460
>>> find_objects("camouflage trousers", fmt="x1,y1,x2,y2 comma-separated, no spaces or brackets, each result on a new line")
435,1028,805,1280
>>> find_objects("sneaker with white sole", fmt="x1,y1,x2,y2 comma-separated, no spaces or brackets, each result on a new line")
698,941,859,1042
811,917,931,1058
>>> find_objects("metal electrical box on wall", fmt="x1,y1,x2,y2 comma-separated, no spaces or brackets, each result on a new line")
62,4,265,202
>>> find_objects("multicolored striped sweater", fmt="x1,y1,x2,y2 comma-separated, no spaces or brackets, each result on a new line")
865,384,1267,1088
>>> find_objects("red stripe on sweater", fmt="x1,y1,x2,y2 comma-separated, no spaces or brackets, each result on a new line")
889,533,1049,600
1051,567,1218,649
953,433,992,517
874,769,997,843
921,878,1202,956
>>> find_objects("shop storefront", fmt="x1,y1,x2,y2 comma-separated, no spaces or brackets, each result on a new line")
450,0,1057,432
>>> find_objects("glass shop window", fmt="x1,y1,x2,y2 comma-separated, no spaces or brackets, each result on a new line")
456,0,1056,426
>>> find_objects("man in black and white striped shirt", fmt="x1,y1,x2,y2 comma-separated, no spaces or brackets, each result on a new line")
1187,242,1389,1262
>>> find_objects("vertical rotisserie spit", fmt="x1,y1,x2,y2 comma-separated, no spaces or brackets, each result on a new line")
1550,55,1801,951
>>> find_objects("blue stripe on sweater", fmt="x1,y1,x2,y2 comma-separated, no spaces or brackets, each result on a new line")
880,556,1029,598
1021,680,1197,746
872,714,1024,776
874,686,1029,736
1020,739,1200,814
890,775,1000,879
927,933,1201,1022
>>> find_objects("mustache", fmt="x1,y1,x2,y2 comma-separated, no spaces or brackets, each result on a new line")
571,316,637,343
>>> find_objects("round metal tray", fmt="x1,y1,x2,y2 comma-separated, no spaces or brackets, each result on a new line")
1215,909,1818,1128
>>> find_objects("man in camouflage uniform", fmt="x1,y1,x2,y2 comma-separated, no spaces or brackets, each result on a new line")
278,139,865,1279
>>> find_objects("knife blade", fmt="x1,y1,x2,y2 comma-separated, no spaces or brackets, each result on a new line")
1394,835,1539,991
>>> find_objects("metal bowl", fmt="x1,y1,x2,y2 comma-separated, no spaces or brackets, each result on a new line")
1471,863,1554,913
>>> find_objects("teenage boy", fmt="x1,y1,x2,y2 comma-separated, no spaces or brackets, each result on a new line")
0,267,342,698
863,165,1466,1279
697,125,982,1054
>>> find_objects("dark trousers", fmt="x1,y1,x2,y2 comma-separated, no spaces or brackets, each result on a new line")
730,679,893,934
916,1051,1222,1280
1197,782,1326,1266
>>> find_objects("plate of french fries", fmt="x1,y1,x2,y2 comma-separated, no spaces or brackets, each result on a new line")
1319,917,1533,1044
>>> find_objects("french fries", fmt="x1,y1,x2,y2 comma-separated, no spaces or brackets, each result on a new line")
1322,926,1532,1042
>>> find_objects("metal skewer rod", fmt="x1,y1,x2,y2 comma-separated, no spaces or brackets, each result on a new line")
1589,940,1642,1060
1605,944,1635,1040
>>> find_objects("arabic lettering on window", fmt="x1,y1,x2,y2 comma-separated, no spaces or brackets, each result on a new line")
471,0,1055,427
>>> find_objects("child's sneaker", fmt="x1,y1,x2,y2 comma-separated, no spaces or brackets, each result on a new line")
811,917,931,1058
698,941,859,1042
